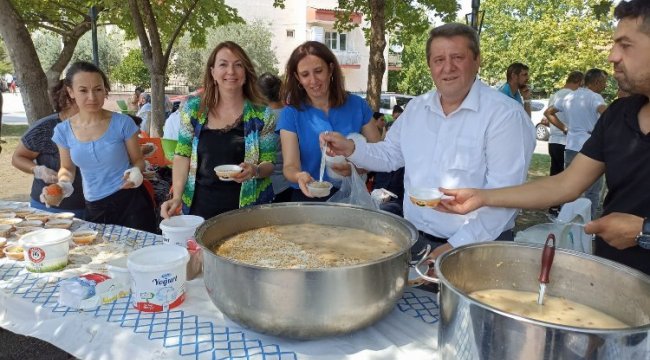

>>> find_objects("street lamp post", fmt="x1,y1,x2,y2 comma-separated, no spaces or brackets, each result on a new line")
89,6,99,66
466,0,485,35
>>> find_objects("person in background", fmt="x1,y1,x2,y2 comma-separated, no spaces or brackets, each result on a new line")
499,62,532,116
163,100,183,141
11,80,85,218
45,61,156,232
546,68,608,219
129,86,144,112
392,105,403,121
258,72,292,203
137,93,152,135
438,0,650,275
323,23,535,262
373,112,387,140
159,41,276,219
544,71,584,216
277,41,381,201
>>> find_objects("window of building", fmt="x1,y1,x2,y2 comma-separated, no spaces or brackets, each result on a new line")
325,31,347,51
286,29,295,38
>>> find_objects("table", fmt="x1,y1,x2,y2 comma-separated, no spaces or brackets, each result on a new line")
0,202,442,360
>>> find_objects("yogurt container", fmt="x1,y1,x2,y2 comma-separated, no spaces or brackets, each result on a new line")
159,215,204,247
20,229,71,272
127,245,189,312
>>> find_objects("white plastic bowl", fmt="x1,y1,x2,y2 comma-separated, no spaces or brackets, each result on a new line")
408,187,444,208
308,181,333,198
214,165,242,181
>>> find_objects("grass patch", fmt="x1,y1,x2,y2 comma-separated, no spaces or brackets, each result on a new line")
1,124,28,137
528,153,550,180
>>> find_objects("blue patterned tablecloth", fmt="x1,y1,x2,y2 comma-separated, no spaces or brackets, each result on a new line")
0,204,440,360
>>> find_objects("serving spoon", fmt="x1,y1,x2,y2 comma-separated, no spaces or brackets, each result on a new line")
319,143,328,183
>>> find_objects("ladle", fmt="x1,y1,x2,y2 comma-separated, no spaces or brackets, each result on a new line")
537,233,556,305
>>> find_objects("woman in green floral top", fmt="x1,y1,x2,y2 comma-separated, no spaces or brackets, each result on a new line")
160,41,277,219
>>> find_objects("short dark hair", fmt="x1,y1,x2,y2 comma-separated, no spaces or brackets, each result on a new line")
135,86,145,94
566,71,584,85
584,68,607,86
615,0,650,36
426,23,480,63
392,105,403,114
506,63,529,80
64,61,111,93
282,41,346,109
258,72,282,103
373,112,384,120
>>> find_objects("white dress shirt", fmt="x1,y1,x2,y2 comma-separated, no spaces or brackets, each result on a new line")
348,79,536,247
163,109,181,140
547,88,572,145
554,87,605,152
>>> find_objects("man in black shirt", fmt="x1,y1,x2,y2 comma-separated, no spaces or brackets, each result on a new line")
437,0,650,275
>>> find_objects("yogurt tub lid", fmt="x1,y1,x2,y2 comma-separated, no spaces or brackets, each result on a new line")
20,228,72,247
128,245,189,272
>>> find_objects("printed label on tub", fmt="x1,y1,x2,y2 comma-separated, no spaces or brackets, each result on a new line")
28,247,46,263
132,271,186,312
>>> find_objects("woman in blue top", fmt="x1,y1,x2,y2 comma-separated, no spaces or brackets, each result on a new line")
46,61,156,232
277,41,380,201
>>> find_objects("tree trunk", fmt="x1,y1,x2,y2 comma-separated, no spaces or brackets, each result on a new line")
0,0,53,124
149,73,166,137
366,0,387,113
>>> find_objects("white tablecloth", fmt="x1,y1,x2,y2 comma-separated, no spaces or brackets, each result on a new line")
0,203,441,360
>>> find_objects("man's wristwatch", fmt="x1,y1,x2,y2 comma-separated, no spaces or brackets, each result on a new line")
635,217,650,249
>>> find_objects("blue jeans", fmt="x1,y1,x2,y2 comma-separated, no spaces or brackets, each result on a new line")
564,149,603,219
30,198,85,219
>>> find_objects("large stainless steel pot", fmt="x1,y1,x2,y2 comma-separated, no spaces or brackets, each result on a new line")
195,202,418,339
433,242,650,360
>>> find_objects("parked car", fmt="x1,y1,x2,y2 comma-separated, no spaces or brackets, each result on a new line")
351,92,415,121
530,99,550,141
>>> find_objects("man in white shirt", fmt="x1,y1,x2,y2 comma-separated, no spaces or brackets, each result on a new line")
163,107,182,141
543,71,584,215
545,68,608,218
323,23,535,260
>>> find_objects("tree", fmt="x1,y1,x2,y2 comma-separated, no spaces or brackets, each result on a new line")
33,31,62,71
171,20,279,89
479,0,614,96
70,28,124,78
274,0,458,111
112,48,151,89
392,31,433,96
102,0,242,137
0,39,13,76
0,0,99,123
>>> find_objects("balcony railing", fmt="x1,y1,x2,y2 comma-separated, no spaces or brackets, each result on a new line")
388,52,402,67
333,50,360,66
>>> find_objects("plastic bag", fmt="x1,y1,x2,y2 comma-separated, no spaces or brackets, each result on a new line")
327,164,378,210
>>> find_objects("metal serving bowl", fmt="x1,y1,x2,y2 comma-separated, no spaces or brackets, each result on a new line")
195,202,418,339
435,242,650,360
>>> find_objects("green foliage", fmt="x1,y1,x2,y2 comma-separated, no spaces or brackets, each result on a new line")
112,49,150,88
479,0,614,96
32,31,61,70
331,0,459,46
70,28,124,77
0,39,14,75
395,31,434,96
171,20,279,88
102,0,242,53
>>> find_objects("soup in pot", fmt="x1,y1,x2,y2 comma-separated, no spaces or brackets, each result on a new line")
213,224,400,269
469,289,628,329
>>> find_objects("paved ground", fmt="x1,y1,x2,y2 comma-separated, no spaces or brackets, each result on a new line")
0,327,76,359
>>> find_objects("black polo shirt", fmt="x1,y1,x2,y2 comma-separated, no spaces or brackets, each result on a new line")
581,94,650,274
